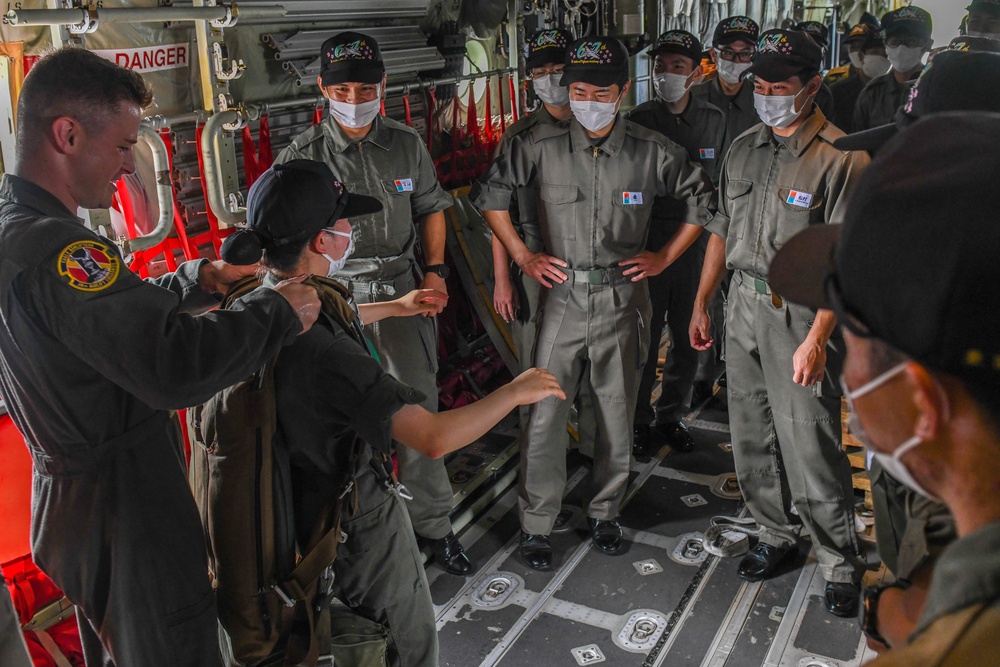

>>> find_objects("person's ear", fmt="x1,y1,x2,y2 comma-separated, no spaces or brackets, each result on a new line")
50,116,81,155
908,363,950,441
688,65,704,86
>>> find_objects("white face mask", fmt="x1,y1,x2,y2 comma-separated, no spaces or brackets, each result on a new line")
322,229,354,276
329,85,382,129
532,74,570,107
653,72,692,103
753,86,811,129
886,45,926,73
966,30,1000,40
841,364,939,500
716,59,752,85
848,51,864,69
570,97,621,133
860,54,891,79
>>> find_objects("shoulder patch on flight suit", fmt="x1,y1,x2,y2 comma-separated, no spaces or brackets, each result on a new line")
56,240,121,292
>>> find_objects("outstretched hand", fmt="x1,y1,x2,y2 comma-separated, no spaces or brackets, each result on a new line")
510,368,566,405
397,289,449,318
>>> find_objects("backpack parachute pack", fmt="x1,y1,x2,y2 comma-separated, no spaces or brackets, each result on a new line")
188,275,385,667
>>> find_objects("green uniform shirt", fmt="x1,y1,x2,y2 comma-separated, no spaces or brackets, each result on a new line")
852,70,918,132
627,93,725,247
871,521,1000,666
472,115,716,269
494,105,564,244
275,114,453,276
829,72,866,133
692,77,761,162
706,108,871,279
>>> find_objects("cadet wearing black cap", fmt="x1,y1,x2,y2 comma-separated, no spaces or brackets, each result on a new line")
473,36,716,570
837,49,1000,155
221,160,563,667
950,34,1000,52
770,111,1000,667
828,23,888,130
627,29,725,455
853,5,934,131
689,28,868,616
693,16,762,159
967,0,1000,39
274,31,473,577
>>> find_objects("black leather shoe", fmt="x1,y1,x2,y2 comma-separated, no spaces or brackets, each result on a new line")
588,518,624,554
737,543,790,582
632,424,654,457
825,581,860,618
428,532,473,576
520,533,553,570
655,421,695,453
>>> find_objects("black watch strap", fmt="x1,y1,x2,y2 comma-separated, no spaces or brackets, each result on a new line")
425,264,450,279
861,583,898,647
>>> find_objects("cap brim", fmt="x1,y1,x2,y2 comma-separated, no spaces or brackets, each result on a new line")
560,68,623,87
526,53,565,70
745,60,807,83
714,33,757,47
769,224,842,311
646,45,701,62
833,123,898,152
341,192,383,219
320,62,384,86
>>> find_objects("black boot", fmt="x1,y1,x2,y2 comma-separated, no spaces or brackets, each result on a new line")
427,532,473,576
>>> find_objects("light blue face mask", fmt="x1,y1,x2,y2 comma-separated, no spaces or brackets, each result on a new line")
322,229,354,277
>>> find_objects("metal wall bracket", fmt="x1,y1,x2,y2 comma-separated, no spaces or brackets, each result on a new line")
66,5,98,34
212,41,245,80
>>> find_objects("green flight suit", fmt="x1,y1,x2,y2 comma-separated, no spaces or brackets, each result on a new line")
627,93,724,426
276,114,456,540
692,77,761,161
473,116,715,534
852,70,918,132
0,175,302,666
705,109,868,583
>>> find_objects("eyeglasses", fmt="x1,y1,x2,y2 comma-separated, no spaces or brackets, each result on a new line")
527,66,564,79
717,47,754,63
885,36,925,49
823,272,875,339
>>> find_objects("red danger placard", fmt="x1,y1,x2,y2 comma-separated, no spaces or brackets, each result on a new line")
91,44,190,73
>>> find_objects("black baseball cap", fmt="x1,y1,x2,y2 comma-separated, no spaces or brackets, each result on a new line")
560,37,630,88
950,35,1000,53
833,50,1000,153
648,30,703,64
968,0,1000,13
713,16,760,48
844,23,884,49
797,21,830,48
746,29,822,83
525,29,573,71
221,160,383,265
319,31,384,87
770,112,1000,397
881,6,933,40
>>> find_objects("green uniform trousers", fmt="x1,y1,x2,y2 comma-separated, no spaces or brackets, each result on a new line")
725,276,862,583
347,266,454,541
334,470,437,667
520,276,650,535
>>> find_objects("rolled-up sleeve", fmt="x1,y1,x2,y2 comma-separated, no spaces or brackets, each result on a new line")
658,141,717,228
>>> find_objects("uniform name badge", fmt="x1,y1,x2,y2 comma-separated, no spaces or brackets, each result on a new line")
622,191,643,205
699,148,715,159
394,178,414,192
787,190,813,208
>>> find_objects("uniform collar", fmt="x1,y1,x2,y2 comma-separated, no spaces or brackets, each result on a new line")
0,174,80,221
917,520,1000,635
713,77,753,108
322,113,393,154
749,106,827,157
569,113,626,156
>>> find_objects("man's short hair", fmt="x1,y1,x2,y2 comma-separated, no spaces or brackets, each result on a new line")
16,47,154,159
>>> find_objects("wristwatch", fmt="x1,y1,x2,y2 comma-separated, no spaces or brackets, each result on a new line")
425,264,450,279
861,582,904,647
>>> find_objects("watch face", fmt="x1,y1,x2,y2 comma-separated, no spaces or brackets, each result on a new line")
428,264,450,279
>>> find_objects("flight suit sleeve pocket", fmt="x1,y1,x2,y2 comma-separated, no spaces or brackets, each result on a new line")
724,179,753,240
539,183,580,204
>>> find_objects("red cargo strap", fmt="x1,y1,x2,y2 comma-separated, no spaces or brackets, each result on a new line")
157,128,197,261
466,87,478,152
258,114,273,167
193,122,228,258
403,93,413,128
498,75,507,134
484,76,494,148
241,125,260,188
509,76,519,122
426,88,437,153
312,104,324,126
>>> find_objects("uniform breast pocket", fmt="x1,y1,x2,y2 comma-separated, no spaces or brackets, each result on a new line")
539,183,581,240
610,189,653,248
774,187,826,247
725,179,753,239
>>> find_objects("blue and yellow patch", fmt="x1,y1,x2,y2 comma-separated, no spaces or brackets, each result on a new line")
57,240,120,292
